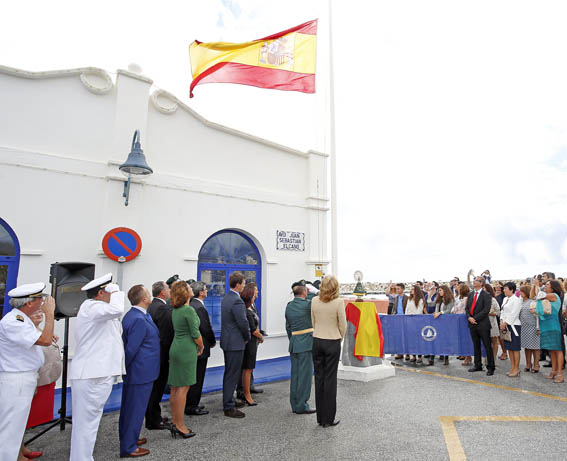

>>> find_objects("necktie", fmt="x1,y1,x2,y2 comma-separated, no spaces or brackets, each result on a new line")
470,292,478,315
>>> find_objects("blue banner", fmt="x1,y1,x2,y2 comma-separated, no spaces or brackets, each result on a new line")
380,314,479,356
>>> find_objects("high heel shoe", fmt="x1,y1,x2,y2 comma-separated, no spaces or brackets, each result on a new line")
546,372,557,380
170,424,196,439
245,399,258,406
554,374,564,383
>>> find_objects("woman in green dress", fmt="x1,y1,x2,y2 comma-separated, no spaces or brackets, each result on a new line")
168,281,204,438
532,280,564,383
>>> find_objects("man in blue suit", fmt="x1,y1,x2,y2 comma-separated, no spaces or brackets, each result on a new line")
221,272,251,418
119,285,160,458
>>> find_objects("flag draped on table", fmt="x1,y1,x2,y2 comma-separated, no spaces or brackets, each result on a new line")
345,302,384,360
189,19,317,97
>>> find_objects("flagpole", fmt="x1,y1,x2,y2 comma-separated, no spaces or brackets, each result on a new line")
328,0,338,277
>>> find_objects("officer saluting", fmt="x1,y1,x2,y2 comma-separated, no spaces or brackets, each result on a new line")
285,280,319,415
0,282,55,460
69,273,126,461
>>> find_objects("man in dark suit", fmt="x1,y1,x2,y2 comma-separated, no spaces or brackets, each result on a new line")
144,281,173,430
185,281,216,416
465,276,495,376
119,285,160,458
221,272,251,418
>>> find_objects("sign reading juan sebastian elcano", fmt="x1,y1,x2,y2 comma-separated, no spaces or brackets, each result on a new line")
276,230,305,251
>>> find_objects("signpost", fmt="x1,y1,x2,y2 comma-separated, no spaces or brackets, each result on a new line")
276,230,305,251
102,227,142,287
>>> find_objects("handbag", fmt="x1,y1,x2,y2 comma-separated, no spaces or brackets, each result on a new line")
500,328,512,342
37,344,62,386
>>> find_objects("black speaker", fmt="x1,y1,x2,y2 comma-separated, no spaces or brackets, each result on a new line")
49,262,96,319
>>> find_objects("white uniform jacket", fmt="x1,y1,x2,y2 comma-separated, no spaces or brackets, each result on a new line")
69,291,126,379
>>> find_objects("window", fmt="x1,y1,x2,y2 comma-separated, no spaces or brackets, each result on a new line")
0,218,20,317
198,232,259,265
197,230,262,336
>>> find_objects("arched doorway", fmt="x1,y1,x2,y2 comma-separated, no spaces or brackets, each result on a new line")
0,218,20,317
197,230,262,336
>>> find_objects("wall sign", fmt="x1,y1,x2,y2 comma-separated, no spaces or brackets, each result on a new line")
276,230,305,251
102,227,142,262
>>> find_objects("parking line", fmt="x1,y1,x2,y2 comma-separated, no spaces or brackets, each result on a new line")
440,416,567,461
395,366,567,403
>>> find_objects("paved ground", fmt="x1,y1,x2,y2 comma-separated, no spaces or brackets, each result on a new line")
26,356,567,460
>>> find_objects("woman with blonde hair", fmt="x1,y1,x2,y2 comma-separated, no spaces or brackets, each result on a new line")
168,281,203,438
311,275,347,428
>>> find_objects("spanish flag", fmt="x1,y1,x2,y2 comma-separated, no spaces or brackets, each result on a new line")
189,19,317,98
345,302,384,360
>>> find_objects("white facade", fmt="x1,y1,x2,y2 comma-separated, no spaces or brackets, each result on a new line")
0,64,330,368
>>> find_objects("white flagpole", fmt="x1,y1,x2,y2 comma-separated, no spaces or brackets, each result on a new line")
328,0,338,276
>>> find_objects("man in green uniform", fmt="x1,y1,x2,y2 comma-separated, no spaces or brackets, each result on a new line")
285,280,317,415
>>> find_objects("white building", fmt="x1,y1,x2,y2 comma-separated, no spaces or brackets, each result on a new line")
0,64,330,370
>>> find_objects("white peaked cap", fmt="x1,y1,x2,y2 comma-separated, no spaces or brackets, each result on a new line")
8,282,47,298
81,273,113,291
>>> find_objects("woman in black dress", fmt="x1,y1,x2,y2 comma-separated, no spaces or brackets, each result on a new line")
240,283,264,405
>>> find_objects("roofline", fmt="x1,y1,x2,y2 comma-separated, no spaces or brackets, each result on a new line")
0,64,328,159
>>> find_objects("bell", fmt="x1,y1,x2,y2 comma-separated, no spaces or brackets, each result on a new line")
119,130,153,176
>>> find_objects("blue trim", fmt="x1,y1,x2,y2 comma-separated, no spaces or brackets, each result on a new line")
51,355,291,418
197,230,262,335
0,217,20,317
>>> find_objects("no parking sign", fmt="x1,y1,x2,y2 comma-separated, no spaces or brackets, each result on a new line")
102,227,142,262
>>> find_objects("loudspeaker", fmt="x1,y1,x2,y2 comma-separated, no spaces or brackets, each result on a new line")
49,262,96,319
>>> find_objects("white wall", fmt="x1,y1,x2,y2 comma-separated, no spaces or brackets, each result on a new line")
0,65,330,368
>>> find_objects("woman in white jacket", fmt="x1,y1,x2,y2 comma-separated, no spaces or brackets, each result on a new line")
500,282,522,377
405,284,426,363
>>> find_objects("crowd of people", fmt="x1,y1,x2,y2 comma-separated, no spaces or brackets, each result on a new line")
7,266,565,460
386,271,567,381
0,271,347,460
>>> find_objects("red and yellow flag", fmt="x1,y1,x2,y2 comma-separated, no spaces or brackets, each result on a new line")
345,302,384,360
189,19,317,97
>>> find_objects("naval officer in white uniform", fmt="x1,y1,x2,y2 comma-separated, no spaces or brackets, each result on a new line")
0,282,55,461
69,273,126,461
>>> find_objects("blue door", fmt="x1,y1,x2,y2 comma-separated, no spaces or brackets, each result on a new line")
197,231,262,336
0,218,20,317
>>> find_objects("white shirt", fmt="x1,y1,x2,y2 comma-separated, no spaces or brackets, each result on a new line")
0,308,44,372
405,299,424,315
69,291,126,380
132,305,147,315
193,297,205,307
500,295,522,326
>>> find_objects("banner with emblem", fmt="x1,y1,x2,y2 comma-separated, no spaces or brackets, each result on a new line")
380,314,486,356
189,19,317,97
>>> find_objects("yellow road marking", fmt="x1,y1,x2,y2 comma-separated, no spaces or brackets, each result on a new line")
440,416,466,461
440,416,567,461
396,366,567,403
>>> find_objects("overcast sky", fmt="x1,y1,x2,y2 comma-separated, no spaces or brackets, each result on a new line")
4,0,567,282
